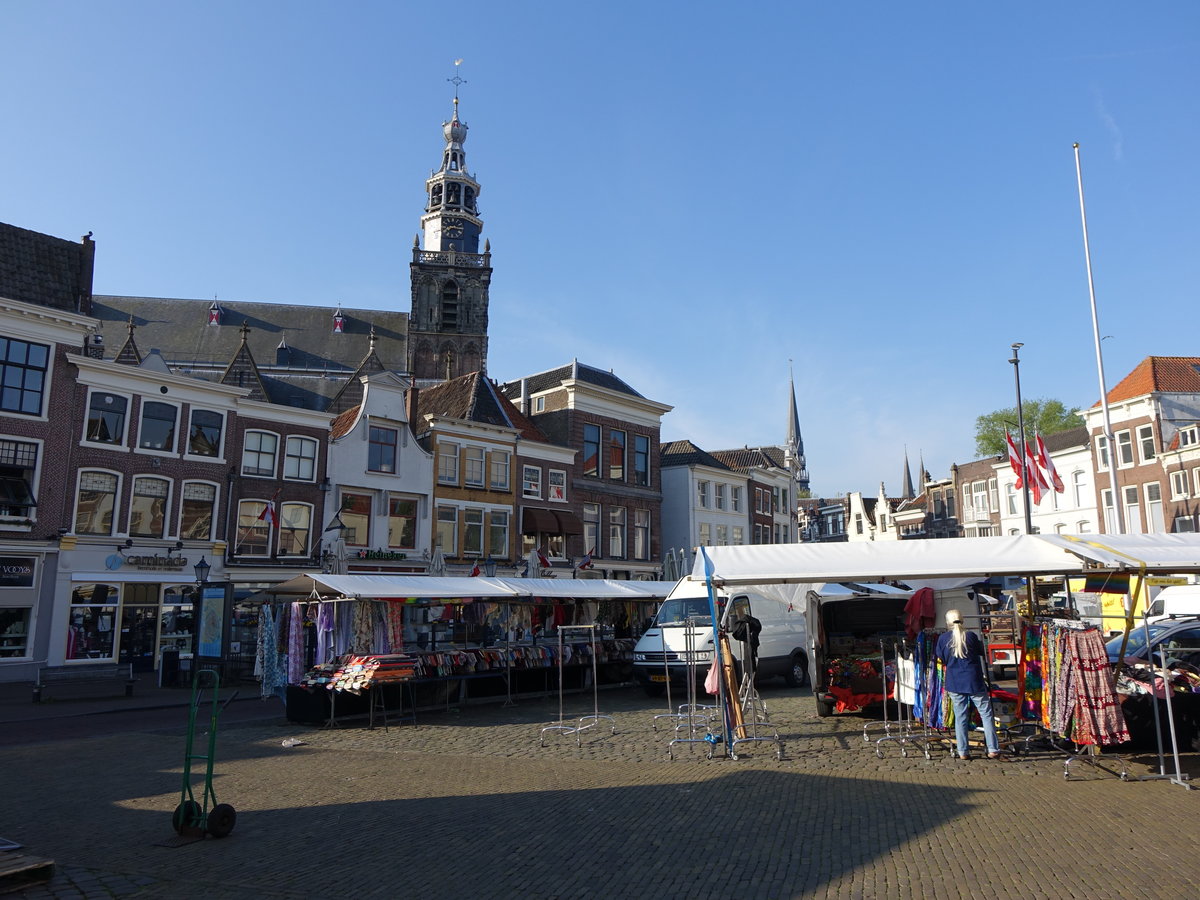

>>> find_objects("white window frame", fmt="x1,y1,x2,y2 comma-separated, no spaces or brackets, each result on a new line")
74,468,121,536
284,435,318,482
128,475,171,539
437,441,460,485
463,508,484,556
548,469,566,502
522,465,542,499
1145,481,1165,533
463,446,485,488
1170,470,1190,500
1095,435,1110,472
1072,470,1087,508
242,430,280,478
368,426,398,474
715,483,726,511
436,505,458,554
731,486,742,513
1122,484,1141,533
179,480,218,541
1115,430,1135,468
489,450,510,491
0,436,43,522
1137,424,1156,464
697,481,709,509
83,389,131,448
186,407,226,460
236,499,273,557
488,509,509,557
136,398,181,456
278,501,313,556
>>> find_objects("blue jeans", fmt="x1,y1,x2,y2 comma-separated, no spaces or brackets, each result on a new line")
948,690,1000,757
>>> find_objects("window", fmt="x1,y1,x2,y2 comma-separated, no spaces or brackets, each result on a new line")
988,477,998,511
1137,424,1156,463
278,503,312,555
1174,515,1197,533
0,439,39,518
138,401,177,452
129,476,169,538
1116,431,1134,467
1145,482,1164,533
533,396,545,413
732,525,744,545
699,522,711,545
463,446,484,487
66,583,119,660
608,506,626,558
1171,470,1190,500
436,506,457,554
608,430,626,481
242,431,278,477
523,465,542,499
932,490,944,519
855,514,864,535
0,337,49,415
489,510,509,557
388,497,418,549
715,484,726,511
341,493,372,546
1006,483,1017,516
1179,426,1199,448
1101,489,1117,533
437,441,459,484
1073,471,1087,507
582,425,600,477
179,482,216,540
75,471,117,535
1194,467,1200,497
633,509,649,560
971,481,988,517
634,435,649,486
731,486,742,513
282,436,318,481
1096,435,1110,471
0,607,31,658
463,511,482,554
697,481,709,508
716,524,728,545
583,503,600,557
86,392,128,444
188,409,223,457
237,500,272,555
489,451,510,490
945,488,955,517
369,427,398,474
1123,485,1141,534
548,469,566,501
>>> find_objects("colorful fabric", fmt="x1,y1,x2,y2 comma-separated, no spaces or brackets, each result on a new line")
1065,628,1129,746
385,601,405,654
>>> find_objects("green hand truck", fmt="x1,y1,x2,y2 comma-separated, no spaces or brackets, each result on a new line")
172,668,238,838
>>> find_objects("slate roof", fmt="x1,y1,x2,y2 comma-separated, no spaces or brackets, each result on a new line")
1100,357,1200,406
416,371,548,442
498,360,645,400
709,446,788,471
660,440,729,470
1040,426,1089,452
0,222,94,313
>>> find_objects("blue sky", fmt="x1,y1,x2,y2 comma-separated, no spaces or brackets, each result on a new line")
5,2,1198,497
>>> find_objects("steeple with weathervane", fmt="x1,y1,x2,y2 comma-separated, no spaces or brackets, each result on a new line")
409,60,492,384
784,365,810,494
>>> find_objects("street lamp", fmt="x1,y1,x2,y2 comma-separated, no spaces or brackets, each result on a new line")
194,556,211,585
1009,343,1034,535
483,556,498,577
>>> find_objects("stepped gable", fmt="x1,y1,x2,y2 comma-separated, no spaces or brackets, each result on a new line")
1100,356,1200,406
0,222,94,312
660,439,729,470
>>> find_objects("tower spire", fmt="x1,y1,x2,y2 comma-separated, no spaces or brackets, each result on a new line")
784,362,810,494
901,446,915,500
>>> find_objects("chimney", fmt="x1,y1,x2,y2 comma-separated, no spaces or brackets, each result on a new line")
78,231,95,315
405,385,421,436
520,377,528,415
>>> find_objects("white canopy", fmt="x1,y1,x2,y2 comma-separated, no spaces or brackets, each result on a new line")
685,534,1200,587
250,573,675,602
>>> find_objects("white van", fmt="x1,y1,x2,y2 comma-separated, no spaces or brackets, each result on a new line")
1146,584,1200,623
631,582,808,697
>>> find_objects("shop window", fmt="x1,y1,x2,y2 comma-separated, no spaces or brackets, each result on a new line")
66,583,119,660
340,493,372,546
188,409,224,458
464,446,484,487
284,436,318,481
129,476,169,538
0,337,49,416
278,502,311,556
180,481,217,540
236,500,272,556
75,470,118,535
388,496,418,550
368,427,397,474
242,431,279,477
436,506,458,554
0,439,39,518
86,392,129,445
489,510,509,557
138,400,178,452
0,607,31,657
489,450,510,490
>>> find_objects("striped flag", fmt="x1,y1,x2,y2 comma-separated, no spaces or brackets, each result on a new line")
258,499,279,528
1005,431,1025,490
1035,433,1065,493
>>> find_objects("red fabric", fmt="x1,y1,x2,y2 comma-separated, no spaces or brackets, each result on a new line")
903,586,936,639
827,685,885,713
1005,431,1025,489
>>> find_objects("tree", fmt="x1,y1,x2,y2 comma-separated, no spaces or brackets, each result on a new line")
974,399,1083,457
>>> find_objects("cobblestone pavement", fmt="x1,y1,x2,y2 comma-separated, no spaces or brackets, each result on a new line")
2,684,1198,899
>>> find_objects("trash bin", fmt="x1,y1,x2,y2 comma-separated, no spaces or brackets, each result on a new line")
160,649,181,688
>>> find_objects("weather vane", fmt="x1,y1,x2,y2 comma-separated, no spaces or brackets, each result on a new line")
448,58,466,99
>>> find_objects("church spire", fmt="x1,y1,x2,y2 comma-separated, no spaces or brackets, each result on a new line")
900,447,915,500
784,364,810,494
420,59,483,254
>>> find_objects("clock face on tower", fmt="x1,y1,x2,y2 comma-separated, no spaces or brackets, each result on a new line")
443,217,464,239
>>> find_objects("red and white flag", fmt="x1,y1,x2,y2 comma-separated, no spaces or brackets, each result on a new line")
258,499,279,528
1005,431,1025,490
1026,441,1050,505
537,547,551,569
1035,433,1065,493
469,562,481,577
577,547,595,570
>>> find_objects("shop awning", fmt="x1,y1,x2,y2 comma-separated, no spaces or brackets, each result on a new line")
521,508,558,535
554,510,584,535
249,573,677,602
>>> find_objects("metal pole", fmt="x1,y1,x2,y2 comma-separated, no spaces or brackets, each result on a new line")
1073,142,1123,533
1009,343,1034,535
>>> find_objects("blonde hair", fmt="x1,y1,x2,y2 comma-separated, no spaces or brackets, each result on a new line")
945,608,968,658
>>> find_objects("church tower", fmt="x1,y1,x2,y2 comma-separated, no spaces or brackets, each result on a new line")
408,67,492,384
784,370,811,495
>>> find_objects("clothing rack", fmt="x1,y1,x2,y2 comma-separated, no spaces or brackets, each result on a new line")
538,625,615,747
729,629,783,761
668,616,721,759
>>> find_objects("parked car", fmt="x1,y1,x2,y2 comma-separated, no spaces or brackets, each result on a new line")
1104,617,1200,668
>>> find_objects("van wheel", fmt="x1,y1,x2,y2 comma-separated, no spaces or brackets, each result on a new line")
815,699,834,717
643,684,665,698
783,653,809,688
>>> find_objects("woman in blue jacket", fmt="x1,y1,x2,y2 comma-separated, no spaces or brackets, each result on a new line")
935,609,1001,760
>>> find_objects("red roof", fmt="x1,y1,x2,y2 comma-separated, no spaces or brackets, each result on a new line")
1095,357,1200,407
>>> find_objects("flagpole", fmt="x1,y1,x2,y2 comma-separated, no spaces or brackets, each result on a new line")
1073,142,1123,534
1009,343,1034,534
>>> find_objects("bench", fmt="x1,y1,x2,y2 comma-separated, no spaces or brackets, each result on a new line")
32,663,136,703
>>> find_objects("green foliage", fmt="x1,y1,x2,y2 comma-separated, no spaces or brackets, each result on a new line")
974,399,1084,457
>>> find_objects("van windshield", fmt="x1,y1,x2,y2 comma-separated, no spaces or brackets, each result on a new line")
654,598,713,626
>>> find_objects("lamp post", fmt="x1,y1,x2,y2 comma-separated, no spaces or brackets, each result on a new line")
483,556,498,577
1009,343,1034,535
194,555,210,585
